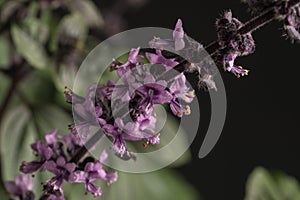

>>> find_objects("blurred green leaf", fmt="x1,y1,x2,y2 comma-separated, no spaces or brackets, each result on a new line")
0,0,21,23
19,71,56,106
0,185,10,199
54,64,77,92
0,104,46,197
11,25,49,70
58,13,88,42
64,0,103,28
0,35,10,69
245,167,300,200
64,169,199,200
0,73,10,104
34,104,72,134
0,105,31,180
0,0,5,7
25,18,50,44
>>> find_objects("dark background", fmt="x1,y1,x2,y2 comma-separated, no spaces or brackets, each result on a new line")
121,0,300,199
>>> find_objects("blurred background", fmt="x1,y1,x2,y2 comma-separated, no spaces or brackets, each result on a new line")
0,0,300,199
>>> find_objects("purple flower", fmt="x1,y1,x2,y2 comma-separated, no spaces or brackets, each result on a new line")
149,19,185,51
69,150,117,197
20,140,53,174
168,73,194,117
103,117,158,157
170,73,195,103
136,75,173,106
146,49,179,68
97,80,115,101
115,47,143,77
5,174,34,199
46,157,76,190
173,19,185,51
223,54,249,78
66,85,107,145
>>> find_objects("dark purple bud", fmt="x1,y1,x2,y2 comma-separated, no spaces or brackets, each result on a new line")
216,11,255,56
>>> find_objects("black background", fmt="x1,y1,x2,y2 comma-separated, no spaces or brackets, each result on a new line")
122,0,300,199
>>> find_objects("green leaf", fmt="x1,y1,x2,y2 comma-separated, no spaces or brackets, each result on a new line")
245,167,300,200
0,35,10,69
64,0,103,28
11,25,49,70
64,169,200,200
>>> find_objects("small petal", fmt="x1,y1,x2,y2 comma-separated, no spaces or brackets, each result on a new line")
5,182,20,196
20,161,42,174
86,182,102,197
99,150,108,163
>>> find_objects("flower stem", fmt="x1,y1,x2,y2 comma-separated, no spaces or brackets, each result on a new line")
70,130,104,163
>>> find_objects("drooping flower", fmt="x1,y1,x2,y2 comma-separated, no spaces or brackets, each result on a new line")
223,54,249,78
168,73,194,117
5,174,35,199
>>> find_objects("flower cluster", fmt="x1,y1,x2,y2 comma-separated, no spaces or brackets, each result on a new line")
216,11,255,78
17,129,117,199
62,19,195,161
5,19,197,200
7,7,295,196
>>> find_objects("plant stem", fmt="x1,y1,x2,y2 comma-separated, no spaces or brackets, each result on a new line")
69,0,300,164
70,130,104,163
